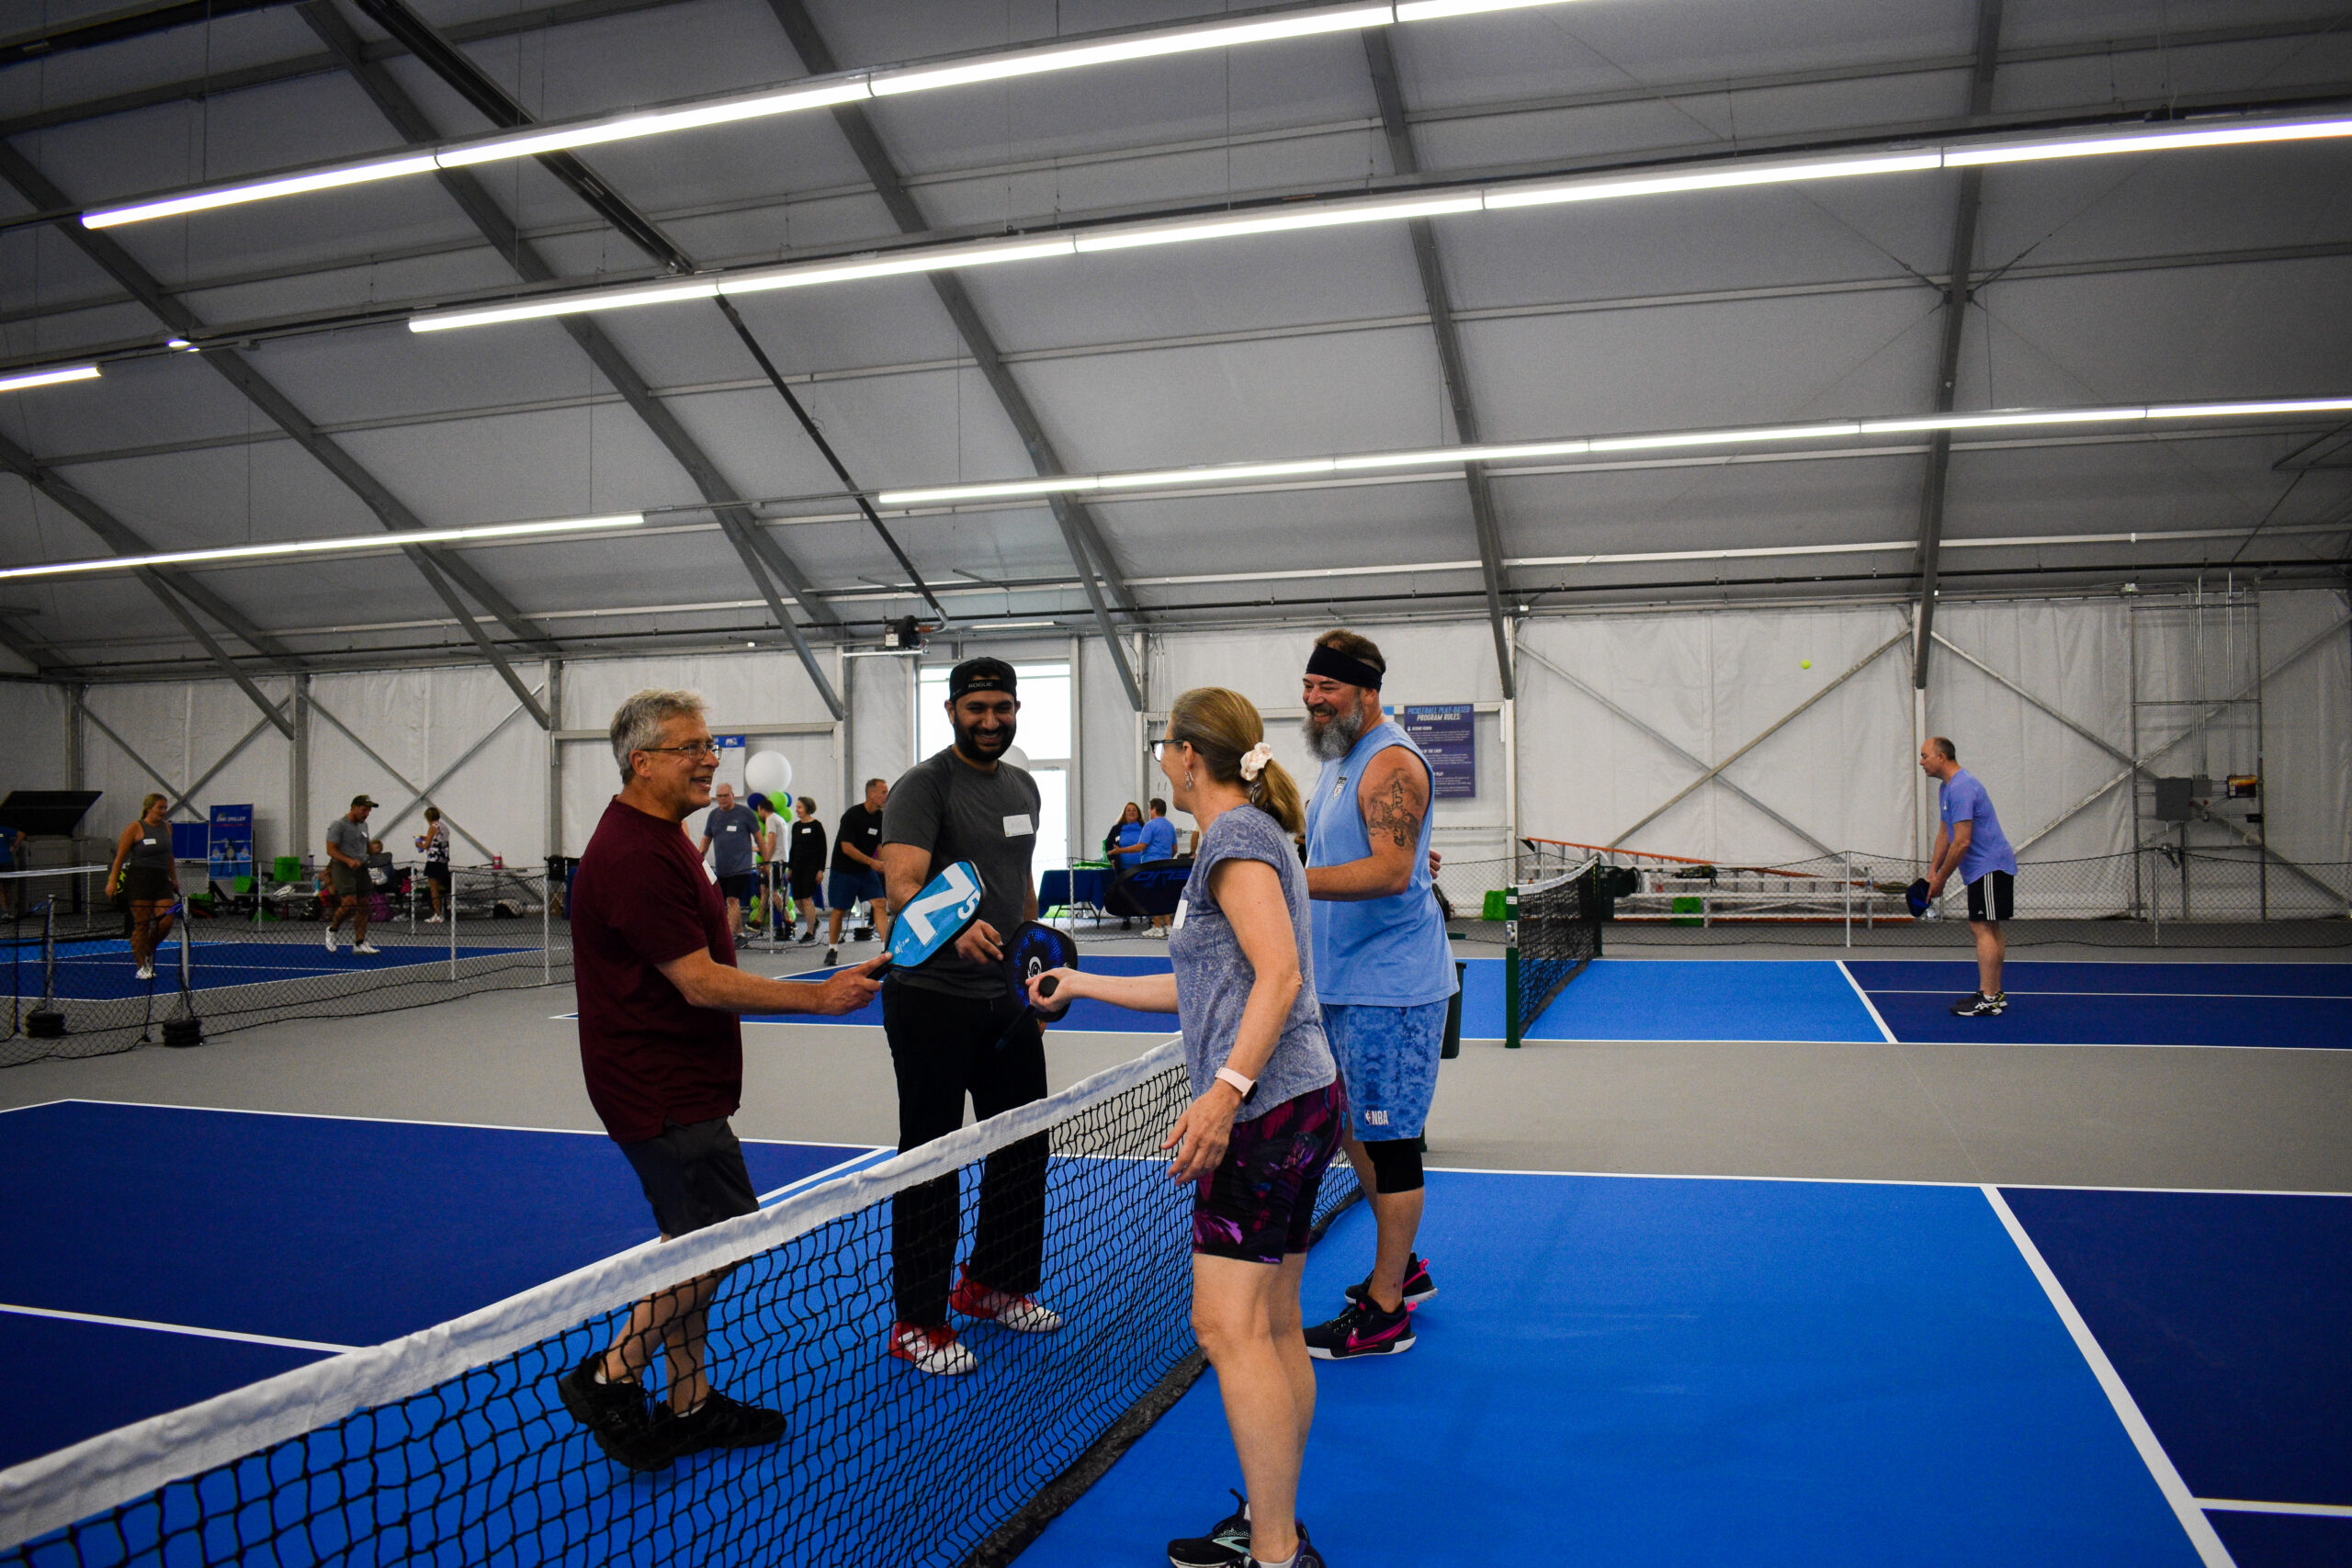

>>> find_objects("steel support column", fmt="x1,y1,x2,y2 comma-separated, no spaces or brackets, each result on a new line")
1911,0,2004,689
761,0,1148,713
1365,28,1515,699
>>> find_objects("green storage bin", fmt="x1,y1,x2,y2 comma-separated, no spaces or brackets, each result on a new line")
273,855,302,883
1482,888,1510,922
1671,894,1704,926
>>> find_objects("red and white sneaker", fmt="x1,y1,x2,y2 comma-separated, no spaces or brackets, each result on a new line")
949,1266,1064,1333
887,1322,976,1376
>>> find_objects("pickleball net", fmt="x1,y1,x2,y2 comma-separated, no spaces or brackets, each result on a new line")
1505,861,1602,1047
0,1039,1361,1568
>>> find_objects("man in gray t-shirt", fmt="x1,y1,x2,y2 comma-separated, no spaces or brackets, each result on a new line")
323,795,380,955
697,784,762,941
873,659,1054,1377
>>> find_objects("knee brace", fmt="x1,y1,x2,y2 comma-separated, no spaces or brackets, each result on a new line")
1363,1136,1424,1195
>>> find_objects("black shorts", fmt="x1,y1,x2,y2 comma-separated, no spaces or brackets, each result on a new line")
1193,1080,1345,1264
122,866,175,904
717,872,760,905
788,867,822,900
425,863,450,888
1966,870,2015,923
618,1117,759,1238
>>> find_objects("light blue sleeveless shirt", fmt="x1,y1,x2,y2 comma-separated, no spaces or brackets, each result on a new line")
1305,717,1457,1007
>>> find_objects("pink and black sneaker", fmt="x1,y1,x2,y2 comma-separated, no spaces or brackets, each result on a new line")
1341,1252,1437,1308
1304,1296,1416,1360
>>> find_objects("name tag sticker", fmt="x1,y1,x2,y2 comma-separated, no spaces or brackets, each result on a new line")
1003,814,1035,837
1172,899,1189,929
702,860,718,883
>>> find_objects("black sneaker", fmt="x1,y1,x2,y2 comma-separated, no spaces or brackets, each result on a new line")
1169,1492,1316,1568
553,1352,666,1472
1304,1297,1415,1360
648,1390,787,1461
1951,991,2007,1017
824,946,838,966
1342,1252,1437,1308
798,930,817,945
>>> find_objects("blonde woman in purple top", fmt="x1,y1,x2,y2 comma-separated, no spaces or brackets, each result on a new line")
1033,686,1339,1568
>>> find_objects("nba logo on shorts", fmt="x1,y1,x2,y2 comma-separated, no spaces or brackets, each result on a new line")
1365,1110,1388,1127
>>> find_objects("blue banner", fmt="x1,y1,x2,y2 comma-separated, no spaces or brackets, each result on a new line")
209,804,254,885
1402,705,1476,799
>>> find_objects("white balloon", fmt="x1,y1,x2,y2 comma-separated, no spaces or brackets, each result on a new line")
744,750,792,797
1001,746,1031,771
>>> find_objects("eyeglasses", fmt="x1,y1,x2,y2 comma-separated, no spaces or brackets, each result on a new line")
1149,738,1191,760
639,741,723,759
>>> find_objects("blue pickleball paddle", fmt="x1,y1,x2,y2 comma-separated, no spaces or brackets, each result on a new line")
888,860,986,968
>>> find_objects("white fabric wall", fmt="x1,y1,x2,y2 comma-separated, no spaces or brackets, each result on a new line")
78,678,295,861
6,587,2341,886
560,650,842,853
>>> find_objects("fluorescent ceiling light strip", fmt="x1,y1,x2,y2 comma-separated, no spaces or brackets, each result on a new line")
82,157,441,227
1946,115,2352,166
1074,194,1483,253
411,280,719,333
1487,152,1943,209
433,81,875,167
0,513,642,581
871,5,1394,94
875,397,2351,507
0,365,100,393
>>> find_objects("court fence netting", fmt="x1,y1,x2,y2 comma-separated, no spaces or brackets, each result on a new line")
3,863,570,1069
1430,840,2352,953
0,1039,1361,1568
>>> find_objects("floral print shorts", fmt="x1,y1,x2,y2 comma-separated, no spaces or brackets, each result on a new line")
1192,1078,1346,1263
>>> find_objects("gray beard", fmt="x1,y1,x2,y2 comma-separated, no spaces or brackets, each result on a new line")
1303,705,1364,761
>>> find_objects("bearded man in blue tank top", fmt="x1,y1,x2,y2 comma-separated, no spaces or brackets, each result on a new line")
1298,628,1457,1359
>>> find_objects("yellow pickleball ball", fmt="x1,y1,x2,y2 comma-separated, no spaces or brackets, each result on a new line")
1801,659,1812,669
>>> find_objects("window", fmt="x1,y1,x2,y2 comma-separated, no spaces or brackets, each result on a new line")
917,661,1072,876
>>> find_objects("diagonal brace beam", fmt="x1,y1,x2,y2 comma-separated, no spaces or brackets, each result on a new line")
1609,629,1912,848
306,695,503,863
1517,643,1835,856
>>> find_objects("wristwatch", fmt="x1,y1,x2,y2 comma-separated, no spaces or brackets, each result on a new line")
1214,1066,1259,1103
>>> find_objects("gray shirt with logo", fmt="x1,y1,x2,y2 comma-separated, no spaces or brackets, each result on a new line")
881,749,1042,999
1170,806,1336,1122
705,804,760,876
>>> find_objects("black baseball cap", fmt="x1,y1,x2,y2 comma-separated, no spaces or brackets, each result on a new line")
947,657,1018,701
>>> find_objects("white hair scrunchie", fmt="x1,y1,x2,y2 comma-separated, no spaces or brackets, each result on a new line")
1238,741,1274,782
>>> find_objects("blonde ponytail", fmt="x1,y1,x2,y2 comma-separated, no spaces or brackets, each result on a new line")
1167,686,1304,836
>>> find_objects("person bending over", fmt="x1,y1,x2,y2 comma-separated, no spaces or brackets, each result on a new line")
106,794,180,981
876,658,1059,1377
1033,687,1339,1568
1920,737,2018,1016
555,689,884,1472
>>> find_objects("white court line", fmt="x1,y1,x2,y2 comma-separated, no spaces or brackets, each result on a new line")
1865,987,2347,1001
759,1145,893,1203
0,1302,356,1356
1836,960,1898,1043
1420,1164,2352,1199
2196,1498,2352,1518
1982,1185,2235,1568
40,1097,874,1148
1460,1034,2346,1053
0,1100,70,1117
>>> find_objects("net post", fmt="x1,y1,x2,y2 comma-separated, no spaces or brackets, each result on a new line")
1502,886,1522,1049
449,866,459,981
542,867,551,985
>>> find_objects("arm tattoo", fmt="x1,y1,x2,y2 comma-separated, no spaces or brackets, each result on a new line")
1365,771,1424,851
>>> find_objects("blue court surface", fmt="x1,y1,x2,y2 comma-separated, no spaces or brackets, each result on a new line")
4,937,534,1001
1026,1171,2352,1568
0,1100,879,1472
1458,955,1885,1042
1845,961,2352,1049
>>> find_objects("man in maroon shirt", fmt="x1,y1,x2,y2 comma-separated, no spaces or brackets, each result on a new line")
557,689,884,1472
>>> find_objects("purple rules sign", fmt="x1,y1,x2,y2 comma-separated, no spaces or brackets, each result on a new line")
1402,705,1476,799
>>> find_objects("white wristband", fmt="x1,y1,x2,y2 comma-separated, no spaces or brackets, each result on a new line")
1215,1066,1256,1101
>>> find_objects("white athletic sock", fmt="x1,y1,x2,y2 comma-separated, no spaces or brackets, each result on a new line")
1251,1547,1299,1568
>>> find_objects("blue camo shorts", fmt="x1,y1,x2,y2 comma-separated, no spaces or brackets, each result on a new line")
1320,998,1447,1142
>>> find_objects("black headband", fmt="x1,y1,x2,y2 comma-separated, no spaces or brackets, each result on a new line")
1306,642,1383,691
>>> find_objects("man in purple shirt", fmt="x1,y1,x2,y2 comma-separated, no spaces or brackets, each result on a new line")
1920,737,2018,1017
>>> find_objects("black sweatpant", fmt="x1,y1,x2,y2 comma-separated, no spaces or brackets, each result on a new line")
882,977,1050,1328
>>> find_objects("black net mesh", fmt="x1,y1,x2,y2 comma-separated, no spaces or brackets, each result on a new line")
1504,865,1600,1046
1,1048,1361,1568
4,865,570,1069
